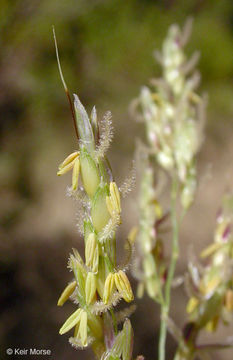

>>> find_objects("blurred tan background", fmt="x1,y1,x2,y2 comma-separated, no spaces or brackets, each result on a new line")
0,0,233,359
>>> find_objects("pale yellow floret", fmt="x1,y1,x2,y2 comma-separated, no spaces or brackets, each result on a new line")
57,280,76,306
91,185,111,232
80,148,100,198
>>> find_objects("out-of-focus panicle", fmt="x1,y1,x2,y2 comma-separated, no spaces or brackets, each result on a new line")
174,194,233,359
130,17,207,330
186,194,233,329
131,19,207,210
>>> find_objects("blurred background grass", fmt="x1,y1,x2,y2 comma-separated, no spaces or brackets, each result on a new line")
0,0,233,359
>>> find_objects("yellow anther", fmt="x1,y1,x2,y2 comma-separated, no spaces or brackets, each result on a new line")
57,159,76,176
106,196,115,217
85,233,99,273
154,199,163,219
57,151,79,176
127,227,138,245
114,270,134,303
106,182,121,220
186,296,199,314
109,182,121,214
137,282,144,299
59,308,82,335
103,272,115,304
205,316,219,332
77,310,88,346
58,151,79,170
200,276,220,297
74,323,79,338
72,156,80,190
57,152,81,192
85,272,97,305
225,289,233,311
57,280,76,306
200,242,223,259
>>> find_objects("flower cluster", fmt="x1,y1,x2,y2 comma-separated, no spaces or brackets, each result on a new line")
174,194,233,359
186,194,233,331
132,20,206,210
57,95,134,358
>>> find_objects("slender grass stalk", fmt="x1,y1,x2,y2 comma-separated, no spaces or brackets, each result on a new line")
159,177,179,360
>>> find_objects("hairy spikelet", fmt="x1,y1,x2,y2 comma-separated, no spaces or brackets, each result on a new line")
115,304,137,324
69,288,80,305
75,209,86,235
95,111,113,160
67,186,89,235
119,162,136,197
67,186,89,207
98,214,121,243
69,336,93,349
131,254,144,281
67,256,73,272
90,292,122,315
117,239,134,271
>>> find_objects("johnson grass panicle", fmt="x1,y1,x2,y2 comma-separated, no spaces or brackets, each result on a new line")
132,18,206,211
57,95,135,358
54,29,135,359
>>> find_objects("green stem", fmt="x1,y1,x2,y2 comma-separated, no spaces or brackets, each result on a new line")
154,261,165,306
158,306,168,360
158,177,179,360
110,308,118,335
